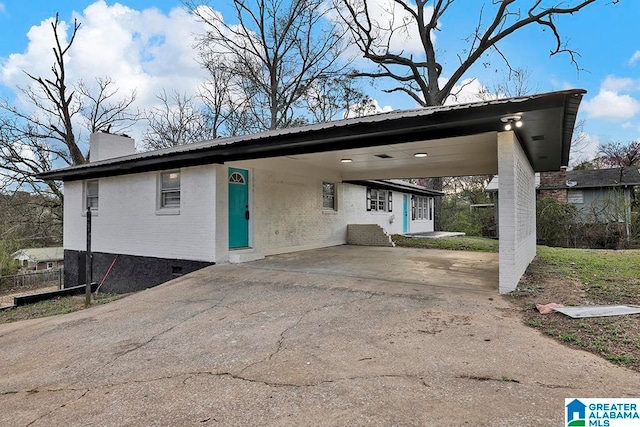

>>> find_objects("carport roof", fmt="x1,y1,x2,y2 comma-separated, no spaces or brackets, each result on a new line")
39,89,585,181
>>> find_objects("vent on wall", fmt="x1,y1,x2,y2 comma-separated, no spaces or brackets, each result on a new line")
375,154,393,159
532,135,545,141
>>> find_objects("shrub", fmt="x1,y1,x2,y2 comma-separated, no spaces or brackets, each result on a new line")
536,197,578,247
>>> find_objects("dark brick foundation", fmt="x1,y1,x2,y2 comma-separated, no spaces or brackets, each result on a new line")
64,250,214,294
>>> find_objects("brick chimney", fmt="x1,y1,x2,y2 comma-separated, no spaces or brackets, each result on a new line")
539,166,568,203
89,132,135,162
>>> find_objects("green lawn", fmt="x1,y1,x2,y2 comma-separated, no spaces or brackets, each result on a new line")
0,293,122,324
512,246,640,371
392,235,499,252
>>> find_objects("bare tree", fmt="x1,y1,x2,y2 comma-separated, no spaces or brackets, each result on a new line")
598,141,640,168
189,0,349,131
0,13,138,209
334,0,604,229
77,76,139,136
491,67,537,99
142,90,216,150
302,73,376,122
335,0,602,106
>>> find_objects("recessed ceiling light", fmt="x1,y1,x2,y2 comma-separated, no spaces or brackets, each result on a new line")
414,153,428,158
341,158,353,163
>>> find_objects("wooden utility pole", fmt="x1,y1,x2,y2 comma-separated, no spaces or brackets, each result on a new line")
85,206,92,307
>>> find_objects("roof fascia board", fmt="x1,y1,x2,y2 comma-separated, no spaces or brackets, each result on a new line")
39,89,585,182
344,180,444,197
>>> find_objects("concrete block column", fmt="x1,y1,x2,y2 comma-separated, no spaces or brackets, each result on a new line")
497,131,537,293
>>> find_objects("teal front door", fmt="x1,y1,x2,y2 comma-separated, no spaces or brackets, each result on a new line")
228,168,249,248
403,194,409,233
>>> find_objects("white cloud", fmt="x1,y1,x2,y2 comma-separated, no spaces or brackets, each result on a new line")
0,1,211,142
601,75,639,92
629,50,640,65
344,97,393,118
569,132,600,167
0,3,6,14
443,78,491,105
582,89,640,121
334,0,435,66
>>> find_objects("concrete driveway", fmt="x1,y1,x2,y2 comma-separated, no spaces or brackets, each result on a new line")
0,246,638,426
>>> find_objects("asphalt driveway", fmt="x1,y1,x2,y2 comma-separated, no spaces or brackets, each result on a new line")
0,246,638,426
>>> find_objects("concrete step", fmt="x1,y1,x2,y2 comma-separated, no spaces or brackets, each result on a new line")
228,249,265,263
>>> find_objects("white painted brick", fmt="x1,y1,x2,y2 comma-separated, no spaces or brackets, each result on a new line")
497,132,536,294
64,157,433,264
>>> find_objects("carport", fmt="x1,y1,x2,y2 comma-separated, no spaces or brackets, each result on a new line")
42,89,584,294
223,89,584,293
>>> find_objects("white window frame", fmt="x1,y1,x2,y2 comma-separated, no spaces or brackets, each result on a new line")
157,170,181,214
367,188,392,212
46,262,54,270
412,196,434,220
417,196,428,220
568,190,584,204
322,182,337,210
85,179,99,211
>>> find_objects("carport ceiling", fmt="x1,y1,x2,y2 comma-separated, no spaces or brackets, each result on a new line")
282,132,498,179
39,89,585,182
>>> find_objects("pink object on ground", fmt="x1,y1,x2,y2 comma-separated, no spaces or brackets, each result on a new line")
536,303,565,314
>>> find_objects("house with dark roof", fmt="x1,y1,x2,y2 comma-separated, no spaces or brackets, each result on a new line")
539,167,640,223
486,166,640,244
39,89,585,294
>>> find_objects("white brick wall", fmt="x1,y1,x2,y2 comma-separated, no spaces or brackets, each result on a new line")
230,158,433,255
497,131,537,293
64,165,219,262
63,157,434,264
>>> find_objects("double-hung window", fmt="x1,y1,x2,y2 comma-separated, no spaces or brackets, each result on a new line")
367,188,392,212
160,171,181,208
86,180,99,210
412,196,434,220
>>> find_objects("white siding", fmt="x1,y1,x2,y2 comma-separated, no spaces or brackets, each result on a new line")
64,165,219,262
497,131,537,294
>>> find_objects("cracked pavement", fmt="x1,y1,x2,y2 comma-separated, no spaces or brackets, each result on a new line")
1,246,639,426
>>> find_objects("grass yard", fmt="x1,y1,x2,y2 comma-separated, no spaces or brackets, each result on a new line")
511,246,640,372
392,234,499,252
0,294,122,324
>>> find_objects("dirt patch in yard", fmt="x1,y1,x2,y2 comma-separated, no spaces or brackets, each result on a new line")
0,285,59,308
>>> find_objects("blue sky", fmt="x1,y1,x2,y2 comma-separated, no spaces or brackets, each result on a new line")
1,0,639,165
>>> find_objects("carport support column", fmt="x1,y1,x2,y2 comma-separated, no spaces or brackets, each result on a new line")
497,131,536,294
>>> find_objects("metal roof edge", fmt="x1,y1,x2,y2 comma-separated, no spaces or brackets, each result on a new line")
38,89,587,181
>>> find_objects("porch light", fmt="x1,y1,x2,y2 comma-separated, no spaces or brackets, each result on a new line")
501,115,523,131
341,158,353,163
414,153,428,158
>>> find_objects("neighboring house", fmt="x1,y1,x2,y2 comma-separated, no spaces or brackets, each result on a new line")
39,89,586,294
12,247,64,272
486,166,640,240
538,167,640,224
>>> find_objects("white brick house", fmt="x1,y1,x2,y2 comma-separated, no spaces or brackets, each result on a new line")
41,90,585,294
